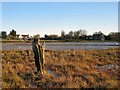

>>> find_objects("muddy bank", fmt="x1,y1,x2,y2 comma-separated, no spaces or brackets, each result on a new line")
1,48,120,88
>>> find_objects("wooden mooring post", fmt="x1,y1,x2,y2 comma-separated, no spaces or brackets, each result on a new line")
32,38,45,75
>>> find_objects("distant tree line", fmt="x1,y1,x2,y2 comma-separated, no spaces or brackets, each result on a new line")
57,30,87,41
0,29,120,42
0,29,17,39
43,30,120,42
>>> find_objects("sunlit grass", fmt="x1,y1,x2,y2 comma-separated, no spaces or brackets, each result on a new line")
1,47,120,88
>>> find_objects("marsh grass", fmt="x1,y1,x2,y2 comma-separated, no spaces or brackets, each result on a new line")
1,47,120,88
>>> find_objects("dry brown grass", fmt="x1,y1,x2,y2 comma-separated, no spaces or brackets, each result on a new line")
1,47,120,88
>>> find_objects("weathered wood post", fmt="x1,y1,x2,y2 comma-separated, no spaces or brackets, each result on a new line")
32,38,45,75
39,42,45,74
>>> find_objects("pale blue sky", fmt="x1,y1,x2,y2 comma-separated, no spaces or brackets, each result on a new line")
2,2,118,37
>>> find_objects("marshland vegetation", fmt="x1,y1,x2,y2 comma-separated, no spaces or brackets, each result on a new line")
1,47,120,88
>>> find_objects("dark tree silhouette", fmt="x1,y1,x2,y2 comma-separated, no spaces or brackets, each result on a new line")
1,31,7,39
9,29,16,36
61,30,66,38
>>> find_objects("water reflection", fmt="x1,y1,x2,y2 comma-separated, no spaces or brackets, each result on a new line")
48,70,61,78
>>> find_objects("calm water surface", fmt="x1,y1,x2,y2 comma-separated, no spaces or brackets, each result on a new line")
1,42,119,51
